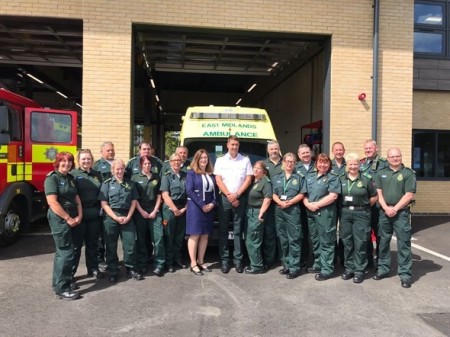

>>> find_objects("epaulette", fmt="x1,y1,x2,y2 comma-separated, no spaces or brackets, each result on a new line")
362,172,372,179
164,171,171,176
46,171,56,177
103,177,112,183
404,167,416,174
264,176,271,183
329,171,339,177
379,157,387,162
163,159,169,164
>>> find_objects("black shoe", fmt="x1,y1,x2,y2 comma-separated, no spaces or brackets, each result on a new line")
190,265,203,276
140,268,148,275
286,271,301,279
108,275,118,283
153,266,164,277
174,261,187,269
221,263,230,274
70,282,79,290
244,267,263,275
307,267,321,274
55,290,80,300
279,266,289,275
372,273,388,281
341,271,354,280
401,280,411,288
167,266,176,273
353,275,364,284
198,263,212,272
88,270,105,280
127,269,144,281
315,273,331,281
234,263,244,273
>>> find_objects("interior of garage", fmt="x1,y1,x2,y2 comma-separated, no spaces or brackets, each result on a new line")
0,16,330,158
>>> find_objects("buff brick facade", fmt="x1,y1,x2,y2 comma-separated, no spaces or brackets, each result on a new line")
3,1,437,214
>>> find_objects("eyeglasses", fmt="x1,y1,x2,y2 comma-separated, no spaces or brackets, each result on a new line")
388,155,402,159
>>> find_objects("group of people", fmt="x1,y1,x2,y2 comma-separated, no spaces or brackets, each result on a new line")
44,136,416,301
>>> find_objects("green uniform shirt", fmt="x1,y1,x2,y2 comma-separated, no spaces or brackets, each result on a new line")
160,170,187,201
44,171,78,210
131,173,161,204
303,171,340,202
360,155,388,178
161,159,191,175
93,158,113,181
125,155,163,178
248,176,273,207
98,176,138,209
339,172,376,207
331,158,346,177
375,165,416,205
273,172,303,200
263,158,283,182
70,168,102,206
295,160,315,179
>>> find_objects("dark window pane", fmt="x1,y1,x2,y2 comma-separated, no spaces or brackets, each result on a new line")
437,133,450,177
414,31,444,54
413,131,435,177
415,3,444,25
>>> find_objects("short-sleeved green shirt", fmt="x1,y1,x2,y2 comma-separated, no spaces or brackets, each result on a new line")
160,170,187,201
303,171,340,202
161,159,191,175
71,168,102,206
263,158,283,183
359,155,388,179
248,176,273,207
295,161,315,179
272,172,303,200
93,158,113,181
331,159,347,177
125,156,162,178
98,176,138,209
131,173,161,204
375,165,416,205
339,172,376,207
44,171,78,211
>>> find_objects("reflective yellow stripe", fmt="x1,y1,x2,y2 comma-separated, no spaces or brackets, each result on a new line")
32,145,77,163
7,163,33,182
0,145,7,163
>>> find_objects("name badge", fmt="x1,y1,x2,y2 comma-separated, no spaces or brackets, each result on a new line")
345,196,353,202
280,195,287,201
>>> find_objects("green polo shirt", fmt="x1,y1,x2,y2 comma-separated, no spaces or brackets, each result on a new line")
93,157,113,181
273,172,303,200
248,176,273,207
44,171,78,210
131,173,161,204
359,155,388,178
263,158,283,182
160,170,187,201
125,155,163,178
331,159,347,177
339,172,376,207
98,176,138,209
295,160,315,179
303,172,340,202
70,168,102,206
375,165,416,205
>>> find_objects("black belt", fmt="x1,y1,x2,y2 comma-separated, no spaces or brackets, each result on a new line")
111,208,129,213
82,201,99,208
343,205,370,211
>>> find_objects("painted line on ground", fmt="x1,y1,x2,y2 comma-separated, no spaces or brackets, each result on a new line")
393,236,450,262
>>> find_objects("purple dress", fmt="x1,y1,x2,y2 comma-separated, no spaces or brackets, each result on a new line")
186,170,217,235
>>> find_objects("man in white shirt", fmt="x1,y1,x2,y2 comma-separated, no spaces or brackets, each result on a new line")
214,135,253,273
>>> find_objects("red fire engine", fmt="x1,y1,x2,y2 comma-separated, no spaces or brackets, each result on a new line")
0,88,78,246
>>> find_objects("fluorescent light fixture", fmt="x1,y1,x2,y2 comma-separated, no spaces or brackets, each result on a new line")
17,73,23,78
271,62,279,67
235,98,242,105
247,83,257,92
56,91,68,99
155,94,160,102
150,78,156,88
26,73,43,84
76,103,82,108
159,105,163,111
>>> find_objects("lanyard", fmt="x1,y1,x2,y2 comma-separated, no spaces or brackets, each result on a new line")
347,179,357,194
283,176,291,194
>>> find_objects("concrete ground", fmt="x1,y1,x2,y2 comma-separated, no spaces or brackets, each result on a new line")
0,216,449,337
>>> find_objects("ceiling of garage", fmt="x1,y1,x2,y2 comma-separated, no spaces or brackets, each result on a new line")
0,17,325,125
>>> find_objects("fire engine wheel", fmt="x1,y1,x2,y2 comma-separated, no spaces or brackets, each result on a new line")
0,208,21,247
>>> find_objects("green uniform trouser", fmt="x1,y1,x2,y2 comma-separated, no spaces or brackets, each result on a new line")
245,207,265,271
104,210,137,275
135,209,163,270
72,207,103,275
48,209,76,293
377,208,412,281
307,205,337,276
162,204,186,267
262,203,277,266
275,205,302,273
340,208,371,276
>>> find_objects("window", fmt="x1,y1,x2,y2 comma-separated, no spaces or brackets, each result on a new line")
414,1,449,57
413,130,450,179
31,112,72,143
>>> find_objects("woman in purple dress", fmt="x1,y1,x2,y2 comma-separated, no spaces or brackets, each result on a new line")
186,149,217,276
